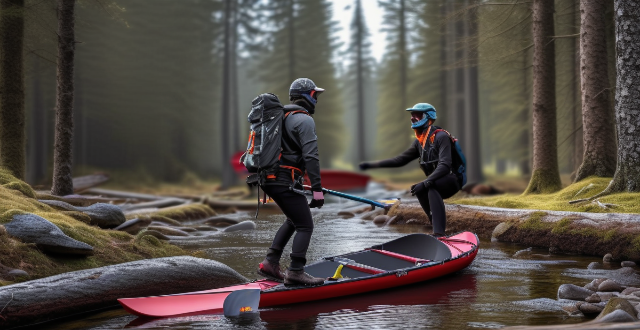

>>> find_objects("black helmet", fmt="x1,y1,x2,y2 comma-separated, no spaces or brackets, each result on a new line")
289,78,324,107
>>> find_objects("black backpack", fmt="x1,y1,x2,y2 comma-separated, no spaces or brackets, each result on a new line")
241,93,285,178
425,128,468,187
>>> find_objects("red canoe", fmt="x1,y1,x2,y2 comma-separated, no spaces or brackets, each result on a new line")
304,169,370,192
119,232,479,318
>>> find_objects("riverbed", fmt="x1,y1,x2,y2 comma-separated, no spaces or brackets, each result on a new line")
38,194,621,330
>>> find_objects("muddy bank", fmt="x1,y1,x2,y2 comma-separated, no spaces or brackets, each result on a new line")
389,201,640,260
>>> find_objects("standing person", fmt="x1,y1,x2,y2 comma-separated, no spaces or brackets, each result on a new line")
359,103,462,237
257,78,326,286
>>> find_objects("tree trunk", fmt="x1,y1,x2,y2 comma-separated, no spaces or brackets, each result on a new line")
525,0,561,194
287,0,295,83
603,0,640,193
356,0,364,163
574,0,616,182
463,1,483,184
0,0,26,180
51,0,76,196
572,0,583,176
399,0,407,114
221,0,233,189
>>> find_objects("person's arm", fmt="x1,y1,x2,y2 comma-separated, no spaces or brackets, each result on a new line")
425,132,453,182
360,141,420,169
294,116,322,192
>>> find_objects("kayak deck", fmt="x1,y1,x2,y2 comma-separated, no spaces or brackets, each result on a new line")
119,231,478,318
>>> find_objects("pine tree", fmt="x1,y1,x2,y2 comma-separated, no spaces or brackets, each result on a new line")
601,0,640,193
344,0,376,165
51,0,76,196
376,0,420,160
258,0,344,166
525,0,562,194
573,0,616,181
0,0,26,180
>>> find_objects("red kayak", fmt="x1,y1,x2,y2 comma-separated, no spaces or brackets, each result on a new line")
304,169,371,192
118,231,478,318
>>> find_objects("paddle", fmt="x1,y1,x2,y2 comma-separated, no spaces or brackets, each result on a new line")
302,185,399,211
222,289,261,317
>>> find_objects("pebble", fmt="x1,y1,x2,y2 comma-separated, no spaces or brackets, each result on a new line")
587,261,603,269
372,215,389,225
603,253,613,262
622,261,637,267
578,302,604,315
599,279,624,292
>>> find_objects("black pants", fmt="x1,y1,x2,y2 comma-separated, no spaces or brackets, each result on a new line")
415,173,460,235
262,185,313,271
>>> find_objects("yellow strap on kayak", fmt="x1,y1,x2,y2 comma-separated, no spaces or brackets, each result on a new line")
331,264,344,279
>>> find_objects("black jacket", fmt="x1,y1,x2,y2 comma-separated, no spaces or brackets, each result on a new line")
374,127,453,183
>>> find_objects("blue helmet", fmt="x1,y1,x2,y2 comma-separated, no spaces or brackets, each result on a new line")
289,78,324,109
406,103,436,129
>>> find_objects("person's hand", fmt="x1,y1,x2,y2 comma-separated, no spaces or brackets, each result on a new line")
359,162,372,171
410,180,433,196
309,190,325,208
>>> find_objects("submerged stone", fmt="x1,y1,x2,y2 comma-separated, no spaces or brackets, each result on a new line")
222,220,256,232
558,284,594,300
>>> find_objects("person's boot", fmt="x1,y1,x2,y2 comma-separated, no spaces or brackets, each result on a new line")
257,259,285,282
284,269,325,286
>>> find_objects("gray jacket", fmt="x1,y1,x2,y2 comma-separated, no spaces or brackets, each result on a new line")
268,104,322,191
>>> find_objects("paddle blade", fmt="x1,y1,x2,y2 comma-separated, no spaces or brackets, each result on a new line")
223,289,260,317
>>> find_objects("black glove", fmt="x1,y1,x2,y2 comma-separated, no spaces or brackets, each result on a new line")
359,162,372,171
410,180,433,196
309,190,325,208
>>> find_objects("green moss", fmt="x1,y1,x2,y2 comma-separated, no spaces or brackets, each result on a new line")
0,173,193,285
524,168,562,194
602,229,617,242
519,212,549,230
551,217,573,234
452,177,640,214
152,203,216,221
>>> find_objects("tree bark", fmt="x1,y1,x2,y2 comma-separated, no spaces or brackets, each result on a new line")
0,0,26,180
603,0,640,193
221,0,233,189
356,0,365,163
574,0,617,182
399,0,407,115
525,0,561,194
51,0,76,196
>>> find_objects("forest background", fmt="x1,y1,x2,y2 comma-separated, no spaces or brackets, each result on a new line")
2,0,614,192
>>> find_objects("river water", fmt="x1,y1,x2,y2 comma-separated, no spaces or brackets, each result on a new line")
40,189,622,330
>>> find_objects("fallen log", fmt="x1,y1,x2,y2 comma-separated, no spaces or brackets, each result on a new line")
85,188,167,201
0,256,247,329
72,174,110,194
118,198,190,212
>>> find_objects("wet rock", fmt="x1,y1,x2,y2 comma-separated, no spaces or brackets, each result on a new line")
175,227,197,233
4,214,93,256
558,284,594,300
204,216,240,227
586,294,601,303
597,292,619,302
361,209,384,220
595,297,639,322
562,304,582,316
0,256,247,329
114,218,152,234
603,253,613,263
140,230,169,240
513,247,533,258
622,261,637,267
599,279,624,292
609,267,640,286
585,278,607,292
373,215,389,225
406,218,421,225
147,226,190,237
384,216,399,226
0,263,28,281
596,309,637,323
491,222,511,242
579,302,604,315
622,287,640,295
587,262,603,270
194,226,218,232
149,217,181,226
337,211,355,218
222,220,256,232
39,200,125,228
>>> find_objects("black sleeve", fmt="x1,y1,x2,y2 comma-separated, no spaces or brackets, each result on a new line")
426,132,453,182
371,140,420,168
295,116,322,191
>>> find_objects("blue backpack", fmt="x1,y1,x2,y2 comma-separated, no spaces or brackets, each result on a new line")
428,129,467,187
